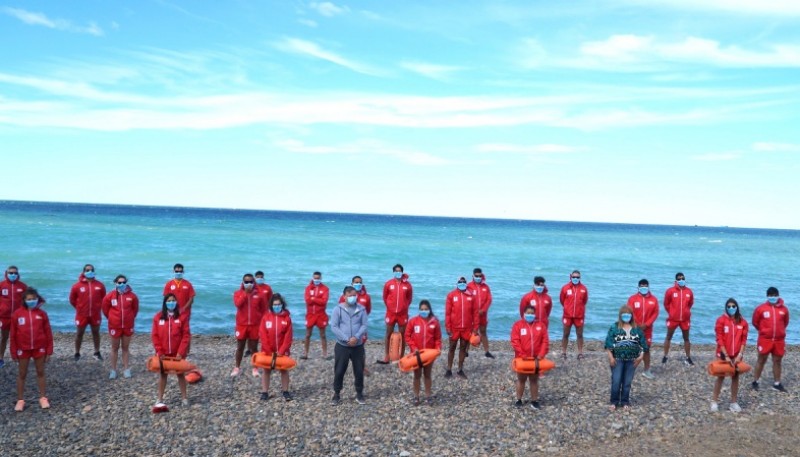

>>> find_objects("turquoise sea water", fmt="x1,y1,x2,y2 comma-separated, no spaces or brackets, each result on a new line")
1,200,798,344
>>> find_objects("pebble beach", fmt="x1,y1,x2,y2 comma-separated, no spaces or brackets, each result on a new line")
2,334,799,456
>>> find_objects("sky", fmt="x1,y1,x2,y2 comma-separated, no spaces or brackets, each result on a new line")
1,1,799,229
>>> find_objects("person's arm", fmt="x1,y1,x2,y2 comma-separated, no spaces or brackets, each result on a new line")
646,300,659,327
279,316,293,356
559,285,567,307
483,286,493,313
131,294,139,319
472,299,479,333
519,295,526,319
44,313,54,357
715,317,727,357
354,308,368,340
178,321,191,358
101,293,111,318
406,282,413,306
404,321,417,352
184,283,195,313
510,322,522,356
234,290,247,308
382,281,391,306
364,294,372,315
445,294,452,334
152,316,164,356
69,284,78,308
9,318,18,361
434,320,442,350
329,307,346,342
538,327,549,359
737,322,748,361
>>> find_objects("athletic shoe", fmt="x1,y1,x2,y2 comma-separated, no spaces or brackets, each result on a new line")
642,370,655,380
331,392,341,405
181,399,190,407
230,367,240,377
300,355,309,360
93,352,103,361
14,400,24,412
661,356,668,365
109,370,117,380
729,402,742,413
260,392,270,401
456,370,467,380
773,383,788,393
74,353,81,362
530,400,541,410
252,368,260,378
684,357,695,366
123,369,132,379
151,402,169,414
424,396,433,405
561,353,568,360
485,352,495,359
751,380,759,391
515,399,523,408
282,391,293,402
0,359,5,369
324,355,333,361
39,397,50,409
375,358,389,365
710,401,719,412
244,349,252,357
577,353,585,360
413,397,420,406
444,370,453,378
355,394,366,405
464,352,469,358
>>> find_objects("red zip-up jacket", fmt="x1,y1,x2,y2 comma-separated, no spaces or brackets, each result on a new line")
467,278,492,315
256,283,274,311
445,288,478,332
510,319,549,359
101,286,139,329
10,299,53,359
304,281,330,315
383,274,413,315
234,284,264,326
259,309,293,356
151,312,190,358
627,292,659,328
69,273,107,319
0,271,28,320
714,314,748,358
163,278,196,320
405,315,443,352
338,286,372,314
519,286,553,324
663,283,694,323
752,299,789,341
559,282,588,319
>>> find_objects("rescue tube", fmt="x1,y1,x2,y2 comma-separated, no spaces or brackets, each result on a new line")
398,349,441,372
707,360,751,377
511,357,555,374
146,356,197,375
469,333,481,347
251,352,297,371
185,369,203,384
389,331,403,362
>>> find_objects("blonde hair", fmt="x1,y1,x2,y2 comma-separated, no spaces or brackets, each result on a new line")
616,305,637,329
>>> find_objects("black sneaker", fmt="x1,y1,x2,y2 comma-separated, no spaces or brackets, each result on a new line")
464,352,469,358
444,370,453,378
485,352,495,359
376,358,390,365
751,380,759,391
93,352,103,361
355,394,365,405
260,392,269,401
74,353,81,362
331,392,341,405
514,399,523,408
684,357,695,366
282,391,293,401
413,397,420,406
456,370,467,380
244,349,251,357
300,355,309,360
661,356,668,364
530,400,541,410
773,383,788,393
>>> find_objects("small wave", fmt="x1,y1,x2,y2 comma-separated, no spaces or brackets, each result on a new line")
707,239,722,243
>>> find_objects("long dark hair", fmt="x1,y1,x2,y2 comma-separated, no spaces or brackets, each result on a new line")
271,293,287,313
725,298,742,324
419,299,434,317
161,293,179,320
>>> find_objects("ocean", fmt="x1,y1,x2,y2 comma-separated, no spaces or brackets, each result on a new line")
1,200,798,344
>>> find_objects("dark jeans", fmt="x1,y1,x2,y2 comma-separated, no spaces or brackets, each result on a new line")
333,343,365,395
610,359,636,406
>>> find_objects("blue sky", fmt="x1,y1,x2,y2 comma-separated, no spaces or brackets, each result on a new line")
1,1,799,229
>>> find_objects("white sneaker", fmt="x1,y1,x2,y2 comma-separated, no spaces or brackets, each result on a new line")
230,367,240,377
710,401,718,412
123,369,132,378
642,370,655,380
109,370,117,380
182,399,190,407
729,402,742,413
252,368,260,378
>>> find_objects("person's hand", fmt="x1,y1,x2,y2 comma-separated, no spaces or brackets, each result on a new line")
446,328,452,336
175,354,182,361
45,355,51,364
633,355,643,368
479,310,486,315
609,357,616,368
348,337,358,346
415,350,420,356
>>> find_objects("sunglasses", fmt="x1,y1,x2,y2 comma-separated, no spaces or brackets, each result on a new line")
116,281,127,285
244,281,255,285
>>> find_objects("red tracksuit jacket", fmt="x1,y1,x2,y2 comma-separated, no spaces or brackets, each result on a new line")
510,319,549,359
405,315,443,352
151,312,191,358
259,310,293,356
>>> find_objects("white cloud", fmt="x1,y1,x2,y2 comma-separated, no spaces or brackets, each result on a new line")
310,2,348,17
474,143,581,154
624,0,800,16
400,61,464,81
275,138,448,165
1,7,104,36
752,142,800,152
274,37,387,76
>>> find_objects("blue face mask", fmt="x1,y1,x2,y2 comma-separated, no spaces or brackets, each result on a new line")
313,279,321,286
726,307,737,316
394,271,403,279
346,295,357,306
272,305,282,313
534,286,544,294
621,313,632,323
255,278,265,285
84,271,96,279
768,296,779,305
353,283,363,292
473,277,483,284
571,277,580,285
457,283,467,291
174,272,184,280
677,280,686,287
420,309,430,318
638,287,649,295
116,283,127,292
25,299,38,308
524,314,535,323
7,273,18,282
165,300,177,311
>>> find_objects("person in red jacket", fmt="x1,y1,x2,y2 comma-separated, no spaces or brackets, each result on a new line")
254,270,274,313
163,263,196,322
519,276,553,326
711,298,748,413
627,279,659,379
259,293,294,401
102,274,139,380
11,288,53,411
302,271,330,360
378,264,413,364
151,293,191,412
467,268,494,359
232,273,264,377
69,264,106,362
559,270,588,360
662,272,695,367
405,300,442,405
0,265,27,368
751,287,790,392
511,305,549,410
444,277,478,379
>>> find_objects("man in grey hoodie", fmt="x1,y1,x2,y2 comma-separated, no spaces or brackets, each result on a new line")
331,286,369,405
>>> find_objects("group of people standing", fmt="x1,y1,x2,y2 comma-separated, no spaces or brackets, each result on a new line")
0,263,790,414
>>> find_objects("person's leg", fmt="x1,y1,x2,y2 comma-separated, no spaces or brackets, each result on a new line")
34,357,46,397
753,352,769,382
90,324,101,354
320,326,328,358
280,370,290,392
773,355,783,384
457,338,467,371
682,328,692,359
234,339,246,368
398,324,407,356
712,376,724,402
621,360,635,406
610,361,622,405
576,324,584,357
247,339,258,368
261,369,271,392
480,325,489,353
75,325,86,356
382,323,393,361
158,373,167,402
178,374,187,401
422,364,433,398
332,344,347,394
17,357,30,400
663,327,675,359
0,328,9,359
447,337,457,371
413,368,422,398
561,323,571,357
731,374,740,402
121,335,131,370
352,345,365,396
110,336,120,372
530,374,539,402
516,373,526,400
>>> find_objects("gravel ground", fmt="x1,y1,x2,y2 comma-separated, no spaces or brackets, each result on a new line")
1,334,799,456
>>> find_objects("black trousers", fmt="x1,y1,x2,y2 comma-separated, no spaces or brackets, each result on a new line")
333,343,365,394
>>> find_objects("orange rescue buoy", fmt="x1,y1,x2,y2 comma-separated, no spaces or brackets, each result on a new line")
146,356,197,375
707,359,751,377
511,357,555,374
469,333,481,347
251,352,297,371
398,349,441,372
185,369,203,384
389,331,403,361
